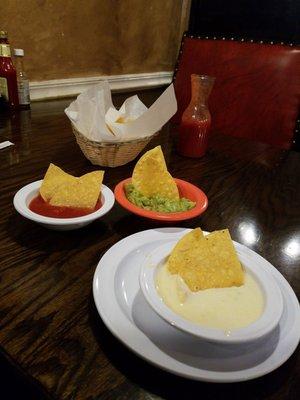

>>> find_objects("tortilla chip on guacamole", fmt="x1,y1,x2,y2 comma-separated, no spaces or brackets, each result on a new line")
132,146,179,200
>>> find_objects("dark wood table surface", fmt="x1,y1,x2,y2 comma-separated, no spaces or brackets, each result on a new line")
0,89,299,400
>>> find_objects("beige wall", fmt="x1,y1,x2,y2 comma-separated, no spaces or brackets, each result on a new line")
0,0,184,81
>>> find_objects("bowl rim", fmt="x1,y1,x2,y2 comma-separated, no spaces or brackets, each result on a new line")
13,180,115,225
139,240,284,344
114,178,208,221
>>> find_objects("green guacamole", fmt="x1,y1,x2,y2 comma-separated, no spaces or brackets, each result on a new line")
125,184,196,213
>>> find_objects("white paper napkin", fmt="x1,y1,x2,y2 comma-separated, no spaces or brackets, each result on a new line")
0,140,14,149
65,81,177,142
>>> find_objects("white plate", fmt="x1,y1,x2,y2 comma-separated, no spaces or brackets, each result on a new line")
13,180,115,231
93,228,300,383
139,241,283,344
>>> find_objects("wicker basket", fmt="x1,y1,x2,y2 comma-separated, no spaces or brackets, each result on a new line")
72,124,159,167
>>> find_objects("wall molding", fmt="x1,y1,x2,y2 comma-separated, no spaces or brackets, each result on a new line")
29,71,173,100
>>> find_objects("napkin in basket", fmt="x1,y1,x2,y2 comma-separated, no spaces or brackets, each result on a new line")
65,81,177,142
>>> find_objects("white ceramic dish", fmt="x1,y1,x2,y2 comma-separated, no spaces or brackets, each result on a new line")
13,179,115,231
93,228,300,383
139,241,283,344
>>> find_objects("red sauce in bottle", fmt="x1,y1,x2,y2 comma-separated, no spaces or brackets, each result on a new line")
178,117,211,158
177,74,215,158
0,31,19,109
29,195,102,218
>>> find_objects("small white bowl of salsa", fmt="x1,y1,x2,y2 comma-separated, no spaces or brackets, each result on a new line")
13,180,115,231
139,240,283,344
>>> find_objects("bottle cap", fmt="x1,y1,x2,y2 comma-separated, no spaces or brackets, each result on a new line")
0,30,8,39
14,48,24,56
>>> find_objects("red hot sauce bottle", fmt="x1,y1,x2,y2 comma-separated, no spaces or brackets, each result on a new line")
178,74,215,158
0,30,19,109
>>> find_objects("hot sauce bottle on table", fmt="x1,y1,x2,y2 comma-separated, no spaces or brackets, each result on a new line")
0,31,19,109
178,74,215,158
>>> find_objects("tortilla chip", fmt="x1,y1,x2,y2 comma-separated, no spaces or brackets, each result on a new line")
204,229,244,287
168,228,244,291
49,171,104,209
132,146,179,200
40,164,76,201
168,228,205,271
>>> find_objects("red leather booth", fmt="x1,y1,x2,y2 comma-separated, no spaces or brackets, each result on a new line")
173,35,300,149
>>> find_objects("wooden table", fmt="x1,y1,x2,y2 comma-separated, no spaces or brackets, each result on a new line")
0,90,299,400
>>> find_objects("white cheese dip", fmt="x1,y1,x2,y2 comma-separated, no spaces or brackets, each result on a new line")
156,263,264,331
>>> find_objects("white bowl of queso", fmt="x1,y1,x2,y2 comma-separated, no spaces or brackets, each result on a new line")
13,180,115,231
139,241,283,344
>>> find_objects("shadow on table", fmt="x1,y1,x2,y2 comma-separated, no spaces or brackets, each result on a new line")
0,348,50,400
88,294,299,400
6,212,111,254
111,213,199,239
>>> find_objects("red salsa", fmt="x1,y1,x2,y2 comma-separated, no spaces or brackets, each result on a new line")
178,118,211,158
29,195,101,218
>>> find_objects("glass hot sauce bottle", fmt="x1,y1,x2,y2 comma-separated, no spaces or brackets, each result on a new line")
0,30,19,109
14,48,30,109
178,74,215,158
